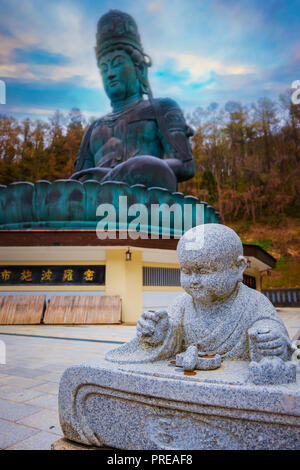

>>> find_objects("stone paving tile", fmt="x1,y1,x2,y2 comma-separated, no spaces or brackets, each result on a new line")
2,367,50,379
0,376,48,389
0,375,11,383
31,382,59,395
0,385,45,403
37,373,61,384
0,376,35,387
0,419,39,450
35,367,68,375
22,381,50,391
6,430,59,450
0,324,136,342
24,393,58,411
0,366,15,374
0,397,39,421
17,409,62,436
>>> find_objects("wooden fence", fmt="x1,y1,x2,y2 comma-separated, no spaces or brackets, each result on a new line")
43,295,121,324
0,295,45,324
262,288,300,307
0,295,121,324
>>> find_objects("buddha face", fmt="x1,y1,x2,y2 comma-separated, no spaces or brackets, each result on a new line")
99,49,141,103
180,257,244,304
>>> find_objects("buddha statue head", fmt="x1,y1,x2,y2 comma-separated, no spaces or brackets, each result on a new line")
95,10,152,107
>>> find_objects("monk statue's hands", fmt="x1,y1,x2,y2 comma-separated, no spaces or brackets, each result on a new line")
248,326,289,360
136,310,169,346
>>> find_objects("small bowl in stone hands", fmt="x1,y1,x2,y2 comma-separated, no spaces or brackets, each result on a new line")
196,351,222,370
175,345,222,371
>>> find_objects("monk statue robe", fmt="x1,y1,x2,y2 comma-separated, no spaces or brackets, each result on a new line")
106,284,292,364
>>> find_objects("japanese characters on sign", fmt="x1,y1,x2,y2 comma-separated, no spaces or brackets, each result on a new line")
0,266,105,285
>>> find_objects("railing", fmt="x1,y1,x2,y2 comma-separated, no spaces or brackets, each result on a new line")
143,267,180,286
262,288,300,307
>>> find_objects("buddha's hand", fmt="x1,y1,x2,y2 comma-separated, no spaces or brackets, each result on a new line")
97,137,124,167
136,309,169,346
248,325,289,359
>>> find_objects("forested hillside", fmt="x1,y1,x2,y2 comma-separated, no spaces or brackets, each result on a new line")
0,108,87,184
180,93,300,225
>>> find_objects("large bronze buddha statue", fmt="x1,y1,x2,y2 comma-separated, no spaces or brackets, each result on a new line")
71,10,196,192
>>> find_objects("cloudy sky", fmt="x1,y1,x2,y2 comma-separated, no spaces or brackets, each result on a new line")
0,0,299,120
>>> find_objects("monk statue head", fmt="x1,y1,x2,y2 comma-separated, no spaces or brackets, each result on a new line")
95,10,152,108
177,224,248,305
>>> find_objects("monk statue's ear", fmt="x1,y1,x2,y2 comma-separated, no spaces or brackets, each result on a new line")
237,255,247,280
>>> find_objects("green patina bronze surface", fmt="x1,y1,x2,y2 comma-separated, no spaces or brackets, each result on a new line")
71,10,196,192
0,181,219,233
0,11,220,232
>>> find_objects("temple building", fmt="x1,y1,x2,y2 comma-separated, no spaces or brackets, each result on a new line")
0,215,275,325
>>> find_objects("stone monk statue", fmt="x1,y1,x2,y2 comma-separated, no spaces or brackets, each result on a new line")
106,224,293,366
70,10,196,192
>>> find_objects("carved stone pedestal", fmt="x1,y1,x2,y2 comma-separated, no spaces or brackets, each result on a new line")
58,359,300,450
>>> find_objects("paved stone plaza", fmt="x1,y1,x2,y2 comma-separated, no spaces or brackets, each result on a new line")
0,310,298,450
0,325,136,450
